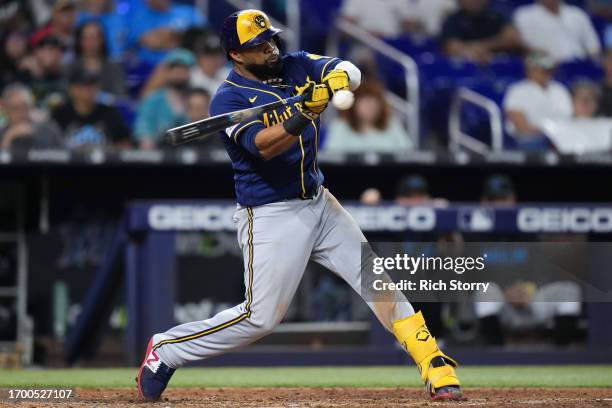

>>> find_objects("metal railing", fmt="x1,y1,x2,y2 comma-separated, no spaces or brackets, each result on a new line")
326,18,420,147
449,87,503,154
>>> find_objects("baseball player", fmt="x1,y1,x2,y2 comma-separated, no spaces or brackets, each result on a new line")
137,9,462,402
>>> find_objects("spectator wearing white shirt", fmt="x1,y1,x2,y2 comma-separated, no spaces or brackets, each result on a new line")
183,28,230,95
341,0,405,38
514,0,601,62
403,0,457,37
503,53,573,149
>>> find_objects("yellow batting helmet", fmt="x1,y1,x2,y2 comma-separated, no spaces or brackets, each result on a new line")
220,9,283,54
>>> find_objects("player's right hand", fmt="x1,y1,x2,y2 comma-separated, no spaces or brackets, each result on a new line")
295,81,330,119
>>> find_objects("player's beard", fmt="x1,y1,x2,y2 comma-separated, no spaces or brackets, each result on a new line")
244,56,283,81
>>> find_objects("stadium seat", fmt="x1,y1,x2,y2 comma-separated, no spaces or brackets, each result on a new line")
123,60,155,98
114,98,137,131
555,59,604,85
384,36,439,58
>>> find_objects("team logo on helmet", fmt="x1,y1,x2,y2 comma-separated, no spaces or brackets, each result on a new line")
254,14,267,29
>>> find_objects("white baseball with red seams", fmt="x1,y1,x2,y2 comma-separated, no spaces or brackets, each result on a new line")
332,90,355,110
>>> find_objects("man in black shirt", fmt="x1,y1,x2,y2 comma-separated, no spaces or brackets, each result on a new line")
27,34,68,110
52,67,130,148
440,0,522,63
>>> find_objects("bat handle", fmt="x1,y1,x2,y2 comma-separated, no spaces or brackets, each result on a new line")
284,94,307,105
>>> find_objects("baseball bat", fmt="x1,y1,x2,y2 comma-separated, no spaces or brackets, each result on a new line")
166,94,306,146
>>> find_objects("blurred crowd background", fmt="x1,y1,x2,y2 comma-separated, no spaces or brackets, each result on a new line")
3,0,612,365
2,0,612,154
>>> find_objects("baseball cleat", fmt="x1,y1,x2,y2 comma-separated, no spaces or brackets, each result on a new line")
430,385,465,401
136,337,175,401
426,356,465,401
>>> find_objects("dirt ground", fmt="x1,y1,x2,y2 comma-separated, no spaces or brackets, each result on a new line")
2,387,612,407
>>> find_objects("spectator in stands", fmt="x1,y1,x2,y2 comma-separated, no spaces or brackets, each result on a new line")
597,49,612,116
26,34,69,110
0,29,31,89
480,174,516,206
185,87,223,150
324,80,413,153
360,188,382,205
0,83,63,149
71,21,126,96
341,0,456,38
589,0,612,19
404,0,459,37
0,0,37,31
572,81,600,118
440,0,522,64
514,0,601,62
185,28,230,95
395,174,431,206
395,174,449,207
134,49,193,149
185,88,210,123
31,0,78,57
475,174,582,347
77,0,127,60
503,53,573,150
125,0,205,66
51,67,130,148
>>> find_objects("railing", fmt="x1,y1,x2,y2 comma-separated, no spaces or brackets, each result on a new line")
326,18,420,147
449,87,503,154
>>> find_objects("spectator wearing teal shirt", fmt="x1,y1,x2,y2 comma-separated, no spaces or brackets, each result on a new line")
133,49,193,149
125,0,205,66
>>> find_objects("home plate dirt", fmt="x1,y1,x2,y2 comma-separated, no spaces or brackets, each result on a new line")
2,388,611,407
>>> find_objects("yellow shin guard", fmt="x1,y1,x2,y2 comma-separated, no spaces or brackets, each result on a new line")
392,311,460,393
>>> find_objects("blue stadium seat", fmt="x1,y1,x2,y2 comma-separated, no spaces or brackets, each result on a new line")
556,59,604,85
300,0,342,53
487,56,524,82
123,60,155,98
114,98,137,131
384,36,439,58
590,15,609,46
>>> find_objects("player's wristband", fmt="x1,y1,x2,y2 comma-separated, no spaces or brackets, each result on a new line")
283,111,311,136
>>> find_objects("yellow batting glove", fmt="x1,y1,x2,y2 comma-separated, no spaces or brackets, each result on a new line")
322,69,350,95
296,82,330,119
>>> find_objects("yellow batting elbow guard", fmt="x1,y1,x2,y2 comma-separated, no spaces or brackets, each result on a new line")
392,311,460,393
322,69,350,94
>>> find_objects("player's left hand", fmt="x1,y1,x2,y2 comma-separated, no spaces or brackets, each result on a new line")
294,81,331,119
322,69,350,95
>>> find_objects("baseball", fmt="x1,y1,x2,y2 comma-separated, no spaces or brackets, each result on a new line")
332,90,354,110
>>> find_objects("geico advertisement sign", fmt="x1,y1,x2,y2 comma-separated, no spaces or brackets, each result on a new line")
344,206,436,231
147,205,436,232
518,207,612,233
148,205,237,231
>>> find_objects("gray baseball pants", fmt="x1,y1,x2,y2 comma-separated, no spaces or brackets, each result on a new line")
151,187,415,368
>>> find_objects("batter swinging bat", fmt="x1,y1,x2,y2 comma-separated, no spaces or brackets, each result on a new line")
166,94,307,146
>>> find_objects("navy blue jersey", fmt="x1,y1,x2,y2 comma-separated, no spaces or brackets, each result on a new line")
209,51,341,207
